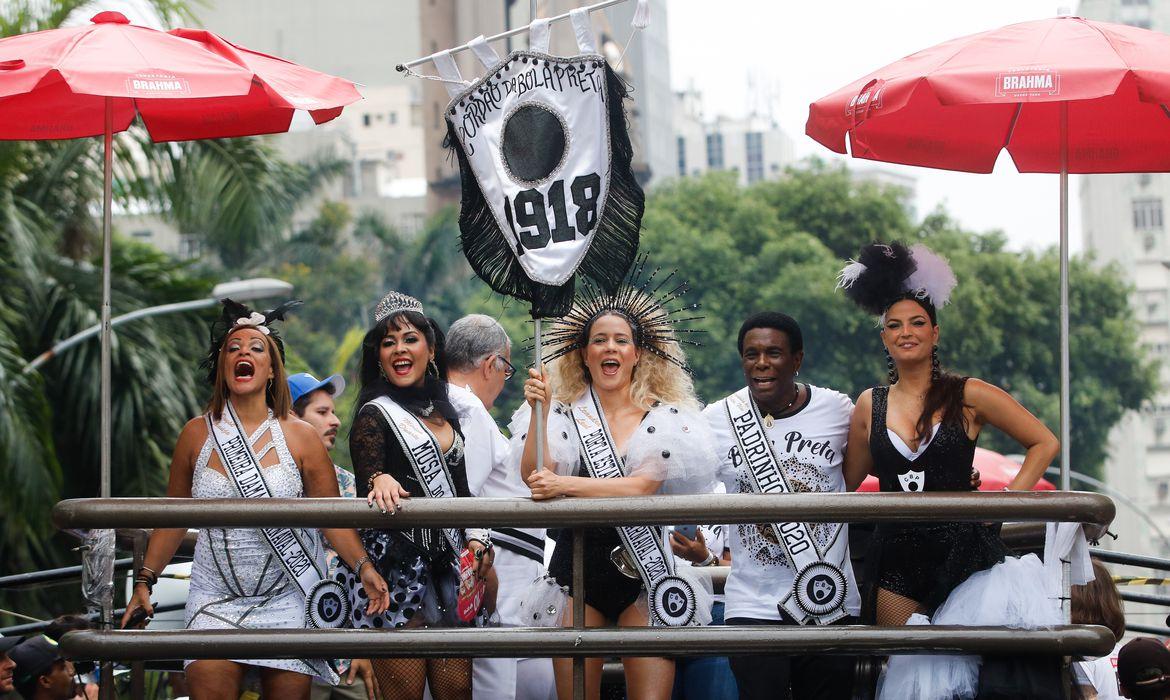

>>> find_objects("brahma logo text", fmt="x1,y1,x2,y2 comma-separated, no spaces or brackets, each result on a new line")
125,72,190,96
996,68,1060,98
845,81,885,117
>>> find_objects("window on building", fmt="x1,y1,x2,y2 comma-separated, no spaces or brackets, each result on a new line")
178,233,202,260
1159,481,1169,503
677,136,686,177
706,132,724,170
1134,197,1164,230
131,230,152,240
362,114,371,127
389,111,398,125
1122,0,1149,6
745,132,764,184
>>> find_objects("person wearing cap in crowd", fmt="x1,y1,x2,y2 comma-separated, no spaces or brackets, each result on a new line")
288,371,379,700
1,634,19,694
445,314,555,700
10,636,76,700
1119,638,1170,700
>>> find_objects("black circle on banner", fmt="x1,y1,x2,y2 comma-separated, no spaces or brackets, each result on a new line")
502,103,567,185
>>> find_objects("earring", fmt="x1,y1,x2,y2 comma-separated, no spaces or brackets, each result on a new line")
429,359,439,377
378,363,388,380
931,345,940,381
886,350,898,384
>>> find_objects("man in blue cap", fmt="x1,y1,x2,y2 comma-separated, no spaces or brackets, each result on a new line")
10,635,75,700
0,634,18,694
288,372,378,700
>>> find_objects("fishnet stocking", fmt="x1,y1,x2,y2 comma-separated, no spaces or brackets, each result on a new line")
371,657,471,700
876,587,926,626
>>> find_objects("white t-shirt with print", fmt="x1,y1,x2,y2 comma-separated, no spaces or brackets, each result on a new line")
704,384,861,621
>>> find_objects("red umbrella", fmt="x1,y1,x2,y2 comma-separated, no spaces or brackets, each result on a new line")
0,10,360,527
806,15,1170,489
856,447,1056,492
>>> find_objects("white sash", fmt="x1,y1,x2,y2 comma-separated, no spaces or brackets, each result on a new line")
367,397,463,554
570,388,699,626
205,402,351,629
724,387,849,625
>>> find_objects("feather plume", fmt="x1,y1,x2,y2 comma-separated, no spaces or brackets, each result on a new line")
839,242,916,316
904,244,957,309
836,260,867,289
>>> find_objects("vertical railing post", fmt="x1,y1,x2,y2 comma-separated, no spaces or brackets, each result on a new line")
130,531,146,700
573,527,585,700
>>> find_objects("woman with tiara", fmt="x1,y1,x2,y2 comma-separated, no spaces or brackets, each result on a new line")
121,300,391,700
838,242,1062,699
514,262,717,700
352,290,495,700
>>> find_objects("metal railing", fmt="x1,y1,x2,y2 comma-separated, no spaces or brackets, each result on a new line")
51,492,1116,700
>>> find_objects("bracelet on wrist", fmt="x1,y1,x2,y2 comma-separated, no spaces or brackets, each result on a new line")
351,555,371,574
696,552,717,567
366,471,385,494
133,578,154,594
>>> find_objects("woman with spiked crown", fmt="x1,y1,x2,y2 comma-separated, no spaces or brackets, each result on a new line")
838,243,1062,699
121,300,391,700
515,261,717,700
354,290,495,700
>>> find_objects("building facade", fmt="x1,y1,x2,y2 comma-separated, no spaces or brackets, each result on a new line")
672,87,795,186
1079,0,1170,556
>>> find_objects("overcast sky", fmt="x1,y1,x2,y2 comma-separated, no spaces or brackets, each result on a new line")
668,0,1082,252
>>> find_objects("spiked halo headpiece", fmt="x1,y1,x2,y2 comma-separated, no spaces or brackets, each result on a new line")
538,256,704,372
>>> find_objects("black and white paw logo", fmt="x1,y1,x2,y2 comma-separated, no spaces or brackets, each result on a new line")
651,576,696,627
897,470,925,492
793,563,847,618
308,580,351,629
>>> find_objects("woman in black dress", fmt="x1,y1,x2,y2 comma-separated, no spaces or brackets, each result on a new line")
839,242,1060,698
352,291,494,700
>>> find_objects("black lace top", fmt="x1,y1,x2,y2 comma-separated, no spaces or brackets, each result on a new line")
864,383,1008,613
351,403,470,560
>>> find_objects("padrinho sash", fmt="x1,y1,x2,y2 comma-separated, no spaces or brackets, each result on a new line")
367,396,463,554
724,387,849,625
570,388,699,627
205,402,351,629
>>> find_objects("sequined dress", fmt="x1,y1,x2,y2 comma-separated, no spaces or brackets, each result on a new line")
185,411,338,683
348,403,471,629
867,384,1008,613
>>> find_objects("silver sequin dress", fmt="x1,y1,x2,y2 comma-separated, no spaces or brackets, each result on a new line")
184,412,339,683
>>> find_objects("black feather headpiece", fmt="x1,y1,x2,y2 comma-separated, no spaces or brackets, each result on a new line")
837,241,957,320
537,255,704,372
202,298,301,386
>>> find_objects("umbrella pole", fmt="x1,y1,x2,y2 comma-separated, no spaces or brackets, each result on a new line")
1059,101,1071,491
99,96,115,700
533,314,545,473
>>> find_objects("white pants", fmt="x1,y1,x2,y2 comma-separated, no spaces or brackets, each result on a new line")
473,548,556,700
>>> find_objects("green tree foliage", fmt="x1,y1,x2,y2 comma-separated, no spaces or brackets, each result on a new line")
641,168,1155,480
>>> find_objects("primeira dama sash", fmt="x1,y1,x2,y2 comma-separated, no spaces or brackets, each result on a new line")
724,387,849,625
368,396,463,554
571,388,699,626
206,403,350,629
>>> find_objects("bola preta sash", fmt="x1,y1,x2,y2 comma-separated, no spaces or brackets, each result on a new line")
571,388,699,626
205,402,351,629
367,397,463,554
439,12,643,316
724,387,849,625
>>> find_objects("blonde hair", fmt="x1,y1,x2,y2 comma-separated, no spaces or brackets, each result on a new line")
548,311,700,412
207,330,292,421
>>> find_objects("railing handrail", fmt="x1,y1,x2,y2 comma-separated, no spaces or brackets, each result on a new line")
59,626,1117,661
52,492,1116,529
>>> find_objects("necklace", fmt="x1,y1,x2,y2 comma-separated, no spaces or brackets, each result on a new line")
762,383,801,428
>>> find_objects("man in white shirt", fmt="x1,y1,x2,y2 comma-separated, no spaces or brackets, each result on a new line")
703,312,865,700
445,314,555,700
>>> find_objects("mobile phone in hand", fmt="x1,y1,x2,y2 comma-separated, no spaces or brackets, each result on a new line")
673,524,699,540
121,605,152,629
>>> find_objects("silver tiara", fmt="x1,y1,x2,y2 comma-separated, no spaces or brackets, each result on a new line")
374,290,424,323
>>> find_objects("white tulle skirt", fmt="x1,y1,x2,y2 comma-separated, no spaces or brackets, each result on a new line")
877,554,1062,700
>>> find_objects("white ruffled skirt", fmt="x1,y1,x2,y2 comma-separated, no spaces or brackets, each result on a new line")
877,554,1062,700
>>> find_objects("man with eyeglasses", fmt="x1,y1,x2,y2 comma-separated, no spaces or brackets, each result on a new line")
445,314,555,700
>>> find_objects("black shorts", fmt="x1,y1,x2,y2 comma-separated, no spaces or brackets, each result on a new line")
725,614,859,700
548,527,643,621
